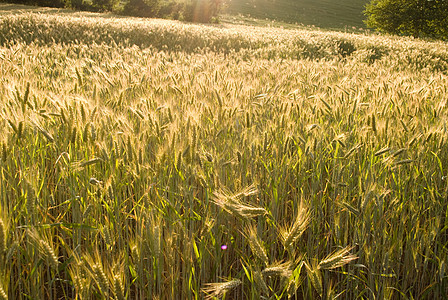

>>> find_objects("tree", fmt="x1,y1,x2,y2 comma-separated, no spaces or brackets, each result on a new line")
67,0,90,10
426,0,448,37
7,0,66,7
123,0,160,17
91,0,119,11
365,0,448,39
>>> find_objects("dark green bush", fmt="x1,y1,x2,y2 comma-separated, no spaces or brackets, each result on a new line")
122,0,160,17
91,0,118,11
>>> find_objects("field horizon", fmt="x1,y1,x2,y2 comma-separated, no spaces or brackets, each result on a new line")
1,4,448,299
1,0,370,30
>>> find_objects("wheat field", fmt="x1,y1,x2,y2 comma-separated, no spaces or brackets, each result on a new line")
0,10,448,299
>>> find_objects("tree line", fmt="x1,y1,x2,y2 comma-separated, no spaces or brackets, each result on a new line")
5,0,223,23
365,0,448,39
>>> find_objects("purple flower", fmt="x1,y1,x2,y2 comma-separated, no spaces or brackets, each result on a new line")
221,245,228,250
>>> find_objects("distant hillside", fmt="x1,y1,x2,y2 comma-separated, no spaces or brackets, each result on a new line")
224,0,370,29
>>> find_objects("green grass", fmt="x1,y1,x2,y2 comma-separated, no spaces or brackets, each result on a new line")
224,0,371,29
0,7,448,300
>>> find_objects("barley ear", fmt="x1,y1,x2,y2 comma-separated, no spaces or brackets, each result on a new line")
0,283,7,300
253,270,269,296
92,263,110,298
27,229,59,270
306,262,322,297
113,274,125,300
281,203,310,250
246,225,269,266
262,260,293,279
318,246,357,270
202,279,242,300
0,218,6,255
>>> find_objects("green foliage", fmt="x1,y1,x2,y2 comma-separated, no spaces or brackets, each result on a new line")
428,0,448,37
365,0,448,39
4,0,67,7
67,0,85,10
122,0,160,17
4,0,115,11
91,0,119,11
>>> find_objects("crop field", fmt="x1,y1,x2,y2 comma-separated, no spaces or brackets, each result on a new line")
224,0,370,29
0,7,448,300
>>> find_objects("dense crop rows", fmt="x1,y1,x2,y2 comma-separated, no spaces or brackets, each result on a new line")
1,13,448,72
0,12,447,299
